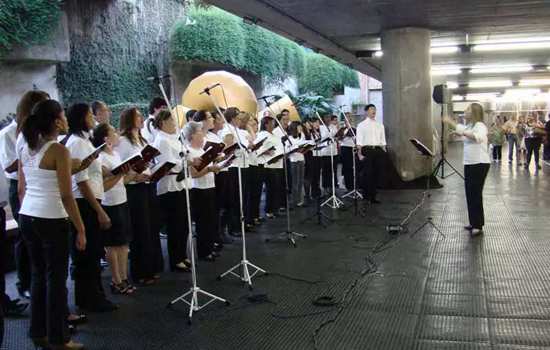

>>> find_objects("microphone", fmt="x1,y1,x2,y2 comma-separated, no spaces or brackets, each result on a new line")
146,74,171,81
199,83,221,95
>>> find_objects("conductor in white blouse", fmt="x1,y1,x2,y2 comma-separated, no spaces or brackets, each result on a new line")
443,103,491,236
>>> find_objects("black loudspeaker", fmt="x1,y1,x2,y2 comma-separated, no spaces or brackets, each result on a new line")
432,84,450,104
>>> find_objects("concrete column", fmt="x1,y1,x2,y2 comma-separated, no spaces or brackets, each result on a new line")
381,27,432,181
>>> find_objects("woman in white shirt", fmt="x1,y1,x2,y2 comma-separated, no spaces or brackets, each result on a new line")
18,99,85,350
443,103,491,236
288,121,306,207
92,124,135,295
255,116,282,218
184,121,220,261
152,110,190,272
64,103,115,312
116,108,163,285
246,117,263,225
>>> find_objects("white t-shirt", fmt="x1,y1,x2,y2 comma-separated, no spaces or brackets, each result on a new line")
256,130,284,169
0,120,18,180
188,146,215,189
287,135,306,162
115,136,152,185
455,122,491,165
153,130,187,195
99,151,127,206
65,132,104,200
206,130,228,173
220,124,249,168
141,115,157,144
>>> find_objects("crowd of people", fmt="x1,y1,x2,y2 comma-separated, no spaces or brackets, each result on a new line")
0,91,387,349
488,113,550,169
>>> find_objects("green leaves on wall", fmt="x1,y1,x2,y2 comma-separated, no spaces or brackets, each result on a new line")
0,0,63,57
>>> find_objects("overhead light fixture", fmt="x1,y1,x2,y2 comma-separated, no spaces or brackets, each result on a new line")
468,80,512,88
466,93,499,101
446,81,459,89
373,50,383,58
473,41,550,52
470,65,533,74
504,88,541,96
452,95,465,101
519,79,550,86
431,66,461,76
430,46,459,55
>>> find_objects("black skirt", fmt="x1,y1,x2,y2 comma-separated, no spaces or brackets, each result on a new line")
102,202,131,247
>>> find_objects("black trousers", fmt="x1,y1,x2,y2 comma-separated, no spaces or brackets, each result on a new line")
321,156,333,190
247,165,264,222
464,163,490,229
341,146,355,191
20,214,70,345
10,179,30,292
0,207,5,347
159,191,188,269
360,148,384,201
215,172,229,239
147,184,164,273
191,188,217,257
310,156,322,198
525,137,542,166
492,145,502,160
265,168,283,213
71,199,104,309
126,184,158,281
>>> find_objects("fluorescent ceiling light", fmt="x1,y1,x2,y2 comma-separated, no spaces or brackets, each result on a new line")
431,66,461,76
519,79,550,86
466,93,498,101
473,41,550,52
446,81,459,89
430,46,459,54
505,88,541,95
452,95,464,101
468,80,512,88
373,50,383,58
470,65,532,74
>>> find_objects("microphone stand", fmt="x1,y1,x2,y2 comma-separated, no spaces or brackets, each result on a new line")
158,80,228,323
201,85,266,290
339,108,363,216
315,111,343,209
262,97,307,247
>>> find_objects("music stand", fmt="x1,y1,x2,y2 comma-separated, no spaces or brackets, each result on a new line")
407,138,445,238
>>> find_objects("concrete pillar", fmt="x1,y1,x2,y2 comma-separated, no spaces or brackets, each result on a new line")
381,27,432,181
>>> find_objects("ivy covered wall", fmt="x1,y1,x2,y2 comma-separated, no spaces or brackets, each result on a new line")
0,0,63,57
57,0,186,112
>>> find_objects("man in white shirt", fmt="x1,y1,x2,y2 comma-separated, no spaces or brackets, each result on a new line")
356,104,386,204
141,97,168,144
91,101,112,126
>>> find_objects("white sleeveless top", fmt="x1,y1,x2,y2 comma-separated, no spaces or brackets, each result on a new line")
19,140,68,219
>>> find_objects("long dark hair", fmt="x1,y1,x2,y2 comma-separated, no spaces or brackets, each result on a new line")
192,110,209,123
16,90,50,134
21,99,63,150
67,103,91,137
91,123,111,148
288,121,301,138
260,116,274,131
119,107,146,145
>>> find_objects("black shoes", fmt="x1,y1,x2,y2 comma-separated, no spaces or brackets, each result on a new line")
464,225,473,231
3,297,28,316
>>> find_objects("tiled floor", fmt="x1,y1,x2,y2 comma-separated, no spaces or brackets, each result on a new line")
3,144,550,349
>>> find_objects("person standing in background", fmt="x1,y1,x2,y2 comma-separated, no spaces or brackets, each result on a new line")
141,97,168,144
91,101,112,126
503,115,519,164
488,116,505,163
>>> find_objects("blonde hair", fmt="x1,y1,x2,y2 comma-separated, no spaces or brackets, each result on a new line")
469,103,484,124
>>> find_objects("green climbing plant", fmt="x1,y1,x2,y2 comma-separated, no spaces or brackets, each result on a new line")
0,0,63,57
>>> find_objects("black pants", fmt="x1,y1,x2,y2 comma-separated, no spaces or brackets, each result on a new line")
464,163,490,229
492,145,502,161
10,179,30,292
148,184,164,273
361,148,383,201
71,199,104,309
525,137,542,166
310,156,322,198
20,215,70,345
247,165,264,222
0,207,5,348
215,172,229,239
126,184,157,281
159,191,188,269
341,146,355,191
321,156,333,190
265,168,283,213
191,188,217,258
